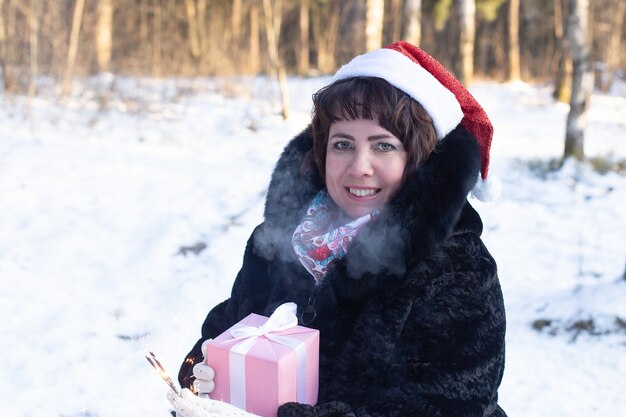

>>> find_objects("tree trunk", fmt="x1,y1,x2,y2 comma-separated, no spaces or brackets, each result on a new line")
458,0,475,85
185,0,201,59
248,3,260,74
28,0,38,100
231,0,242,47
563,0,592,162
47,0,65,81
0,0,12,91
231,0,242,68
96,0,113,73
365,0,384,51
507,0,521,81
553,0,571,102
493,14,506,79
152,0,162,77
312,1,341,73
554,52,573,102
262,0,289,119
599,0,625,92
140,0,148,56
297,0,310,75
403,0,422,46
197,0,207,54
390,0,402,42
6,0,19,88
61,0,85,97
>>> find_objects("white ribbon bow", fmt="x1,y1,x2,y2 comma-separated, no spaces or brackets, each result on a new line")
228,302,298,352
224,302,310,410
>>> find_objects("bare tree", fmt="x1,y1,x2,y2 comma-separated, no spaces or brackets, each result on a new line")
231,0,242,68
507,0,521,80
297,0,310,75
390,0,402,42
262,0,289,119
0,0,13,91
49,0,67,79
197,0,207,52
597,0,625,91
563,0,592,161
185,0,201,59
231,0,242,47
152,0,163,77
139,0,149,58
28,0,38,101
458,0,476,85
366,0,385,51
248,2,260,74
96,0,113,73
312,0,342,73
403,0,422,46
61,0,86,97
553,0,572,102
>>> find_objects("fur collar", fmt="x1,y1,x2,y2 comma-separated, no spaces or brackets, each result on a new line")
255,124,482,298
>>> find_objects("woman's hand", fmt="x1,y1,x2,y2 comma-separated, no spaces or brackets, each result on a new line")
168,388,259,417
192,340,216,398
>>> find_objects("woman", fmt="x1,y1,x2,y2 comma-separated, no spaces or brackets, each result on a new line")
169,42,506,417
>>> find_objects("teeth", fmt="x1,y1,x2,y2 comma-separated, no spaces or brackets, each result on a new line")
349,188,377,197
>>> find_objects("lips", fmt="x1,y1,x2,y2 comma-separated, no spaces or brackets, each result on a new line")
347,187,380,197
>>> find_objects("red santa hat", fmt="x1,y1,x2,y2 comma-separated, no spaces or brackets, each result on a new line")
331,41,500,202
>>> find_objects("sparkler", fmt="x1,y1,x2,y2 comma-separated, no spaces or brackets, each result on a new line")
145,351,182,397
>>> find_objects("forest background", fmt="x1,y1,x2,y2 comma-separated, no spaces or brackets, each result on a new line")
2,0,624,96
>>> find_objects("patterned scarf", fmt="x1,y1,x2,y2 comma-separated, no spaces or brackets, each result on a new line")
292,190,378,283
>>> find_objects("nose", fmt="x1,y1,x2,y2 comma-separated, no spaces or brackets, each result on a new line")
347,149,374,177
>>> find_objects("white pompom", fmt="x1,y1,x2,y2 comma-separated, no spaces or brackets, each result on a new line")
470,174,502,202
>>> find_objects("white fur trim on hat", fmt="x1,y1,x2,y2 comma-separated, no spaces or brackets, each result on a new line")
331,48,464,140
470,174,502,202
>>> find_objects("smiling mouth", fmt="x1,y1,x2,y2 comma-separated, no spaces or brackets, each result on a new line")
348,187,380,197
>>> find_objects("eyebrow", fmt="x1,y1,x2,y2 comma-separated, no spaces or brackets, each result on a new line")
329,132,397,141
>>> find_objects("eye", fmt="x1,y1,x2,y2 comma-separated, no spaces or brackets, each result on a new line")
374,142,396,152
332,140,353,151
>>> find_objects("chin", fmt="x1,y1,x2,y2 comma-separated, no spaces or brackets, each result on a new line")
343,206,375,219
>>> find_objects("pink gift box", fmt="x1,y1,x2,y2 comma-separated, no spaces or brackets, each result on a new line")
205,309,319,417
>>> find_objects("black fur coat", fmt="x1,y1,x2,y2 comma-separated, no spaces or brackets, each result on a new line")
178,126,507,417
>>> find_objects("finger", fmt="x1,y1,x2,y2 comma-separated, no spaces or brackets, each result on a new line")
200,339,212,359
167,389,179,406
193,378,215,395
193,363,216,381
167,389,195,417
175,389,219,417
181,388,196,399
179,389,252,416
184,394,251,415
181,388,215,410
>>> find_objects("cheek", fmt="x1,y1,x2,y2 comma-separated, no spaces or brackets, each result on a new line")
324,155,340,188
382,158,407,190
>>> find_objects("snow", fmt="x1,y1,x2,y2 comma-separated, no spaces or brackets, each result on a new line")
1,76,625,417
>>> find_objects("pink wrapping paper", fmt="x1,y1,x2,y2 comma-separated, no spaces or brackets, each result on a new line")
205,313,319,417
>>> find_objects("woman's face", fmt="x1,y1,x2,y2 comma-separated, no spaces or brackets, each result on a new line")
325,118,407,218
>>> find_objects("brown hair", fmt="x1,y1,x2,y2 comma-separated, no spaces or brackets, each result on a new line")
310,77,438,181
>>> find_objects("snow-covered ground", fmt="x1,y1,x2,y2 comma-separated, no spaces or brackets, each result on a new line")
1,76,625,417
